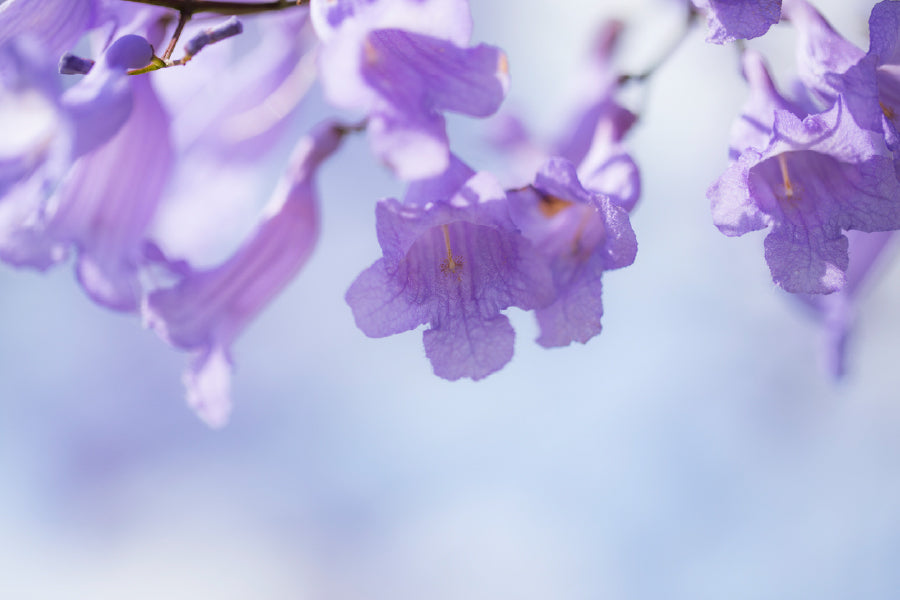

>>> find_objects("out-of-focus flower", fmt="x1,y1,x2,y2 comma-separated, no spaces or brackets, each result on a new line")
311,0,509,179
144,121,345,427
0,34,167,311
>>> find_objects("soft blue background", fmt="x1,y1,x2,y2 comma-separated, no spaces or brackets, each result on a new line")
2,0,900,597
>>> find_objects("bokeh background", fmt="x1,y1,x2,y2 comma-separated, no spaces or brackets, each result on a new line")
3,0,900,597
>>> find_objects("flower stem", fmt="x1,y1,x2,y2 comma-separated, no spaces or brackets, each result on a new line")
162,9,190,60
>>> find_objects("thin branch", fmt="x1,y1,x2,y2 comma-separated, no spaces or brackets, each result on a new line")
162,9,191,60
119,0,308,16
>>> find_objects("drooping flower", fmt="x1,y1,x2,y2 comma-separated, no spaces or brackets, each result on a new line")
709,52,900,294
781,0,864,104
144,121,345,427
311,0,509,179
507,158,637,347
785,0,900,177
692,0,782,45
0,33,168,309
346,157,555,380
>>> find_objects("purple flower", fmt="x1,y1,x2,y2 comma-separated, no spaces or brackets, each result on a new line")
692,0,782,44
313,0,509,179
508,158,637,347
787,0,900,177
0,34,166,309
346,158,555,380
709,53,900,294
144,121,344,427
781,0,865,103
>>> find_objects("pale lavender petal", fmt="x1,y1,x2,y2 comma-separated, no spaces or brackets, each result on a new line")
0,175,64,268
729,50,810,159
51,73,172,310
782,0,864,99
344,258,432,337
0,0,98,59
0,42,65,195
318,23,507,179
145,122,342,426
367,108,451,180
62,34,154,158
709,152,770,236
310,0,471,45
364,29,508,118
184,348,233,429
423,313,514,381
693,0,782,44
535,260,605,347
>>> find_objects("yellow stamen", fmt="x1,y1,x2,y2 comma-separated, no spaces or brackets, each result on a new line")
439,224,464,279
538,193,573,218
881,101,896,121
497,52,509,76
778,154,794,200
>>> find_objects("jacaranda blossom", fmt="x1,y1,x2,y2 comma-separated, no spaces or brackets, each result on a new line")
346,157,555,380
508,158,637,347
144,121,345,427
709,52,900,294
312,0,509,179
0,34,168,311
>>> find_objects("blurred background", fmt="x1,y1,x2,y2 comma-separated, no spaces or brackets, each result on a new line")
3,0,900,597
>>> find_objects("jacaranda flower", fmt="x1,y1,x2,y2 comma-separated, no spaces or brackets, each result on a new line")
346,157,555,380
144,121,346,427
508,158,637,347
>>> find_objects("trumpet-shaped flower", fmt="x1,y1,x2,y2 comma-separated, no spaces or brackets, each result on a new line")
346,158,555,380
710,64,900,295
508,158,637,347
144,121,344,427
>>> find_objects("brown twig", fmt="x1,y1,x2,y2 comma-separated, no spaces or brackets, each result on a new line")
120,0,307,16
161,9,191,60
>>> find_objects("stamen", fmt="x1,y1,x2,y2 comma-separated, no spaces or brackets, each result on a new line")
439,224,464,279
881,101,896,121
538,193,573,217
778,154,794,200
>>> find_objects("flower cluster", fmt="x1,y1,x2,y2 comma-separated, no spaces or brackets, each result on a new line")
0,0,896,425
